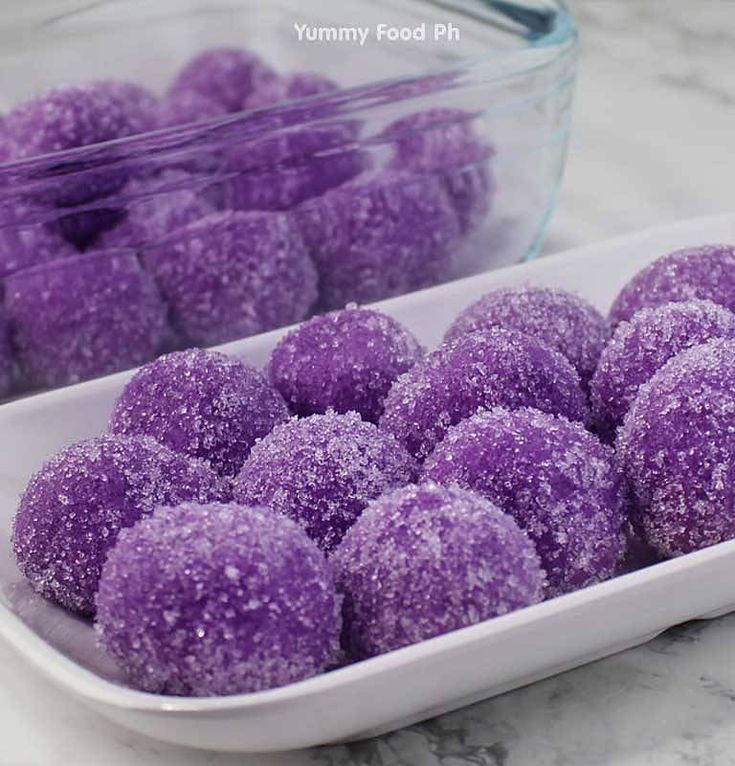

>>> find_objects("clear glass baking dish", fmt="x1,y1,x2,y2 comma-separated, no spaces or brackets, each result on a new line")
0,0,577,395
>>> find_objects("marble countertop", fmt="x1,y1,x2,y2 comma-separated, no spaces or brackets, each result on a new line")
2,2,734,764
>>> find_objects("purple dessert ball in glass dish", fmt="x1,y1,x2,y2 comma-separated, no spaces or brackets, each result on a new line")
234,411,418,553
590,300,735,440
619,339,735,558
96,502,341,696
380,327,589,462
98,171,214,249
168,48,278,114
383,108,494,235
424,407,627,596
12,435,229,615
332,482,544,660
5,248,167,388
109,348,289,478
267,306,423,423
445,285,609,388
142,209,318,347
296,169,461,310
215,120,367,214
3,81,158,205
609,244,735,327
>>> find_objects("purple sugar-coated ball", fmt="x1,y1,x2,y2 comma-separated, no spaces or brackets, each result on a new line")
216,121,366,213
5,248,166,388
445,286,609,387
12,435,229,615
296,169,461,310
332,482,544,659
380,327,589,461
267,307,423,423
109,348,288,477
0,307,13,396
619,339,735,558
610,244,735,327
169,48,278,114
143,210,318,346
245,72,339,109
383,108,494,234
424,408,626,595
591,300,735,439
96,502,341,696
233,411,418,553
99,171,214,249
157,90,229,128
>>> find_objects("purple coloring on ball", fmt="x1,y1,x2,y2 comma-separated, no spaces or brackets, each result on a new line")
234,411,418,553
0,213,74,278
618,339,735,558
609,244,735,327
142,210,318,346
590,299,735,439
383,108,494,234
380,327,589,461
424,407,626,596
12,435,229,615
245,72,339,109
157,90,229,128
296,169,461,310
109,348,289,478
169,48,278,114
332,482,544,659
5,248,166,388
445,285,609,387
95,502,341,696
99,171,214,249
267,306,423,423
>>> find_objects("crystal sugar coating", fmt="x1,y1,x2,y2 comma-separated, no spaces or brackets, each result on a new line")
618,339,735,557
233,411,418,553
12,435,229,615
168,48,278,113
296,169,461,310
95,502,341,696
383,108,494,234
380,327,589,461
5,248,167,388
609,244,735,326
143,210,318,346
590,300,735,439
424,408,626,595
445,285,609,387
267,307,423,423
332,482,544,659
99,171,214,249
109,348,289,478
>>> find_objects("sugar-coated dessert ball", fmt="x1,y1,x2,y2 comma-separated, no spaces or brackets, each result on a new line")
380,327,588,461
109,348,288,477
383,108,494,234
591,300,735,439
332,482,544,659
96,502,341,696
13,435,229,615
99,172,214,249
169,48,278,114
610,244,735,326
5,249,166,388
267,307,423,423
216,121,366,213
425,408,626,595
445,286,609,387
296,170,461,310
619,339,735,557
143,210,318,346
234,411,418,552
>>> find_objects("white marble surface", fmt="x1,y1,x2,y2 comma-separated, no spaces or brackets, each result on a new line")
1,2,735,765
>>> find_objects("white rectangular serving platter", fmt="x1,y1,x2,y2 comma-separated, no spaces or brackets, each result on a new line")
1,212,735,753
